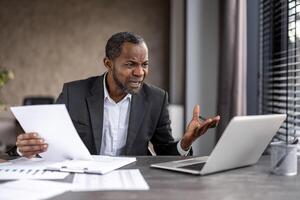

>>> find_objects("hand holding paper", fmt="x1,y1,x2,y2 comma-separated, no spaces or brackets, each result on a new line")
11,105,136,175
16,132,48,158
11,104,92,161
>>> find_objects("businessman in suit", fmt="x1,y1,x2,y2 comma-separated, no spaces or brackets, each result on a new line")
15,32,220,158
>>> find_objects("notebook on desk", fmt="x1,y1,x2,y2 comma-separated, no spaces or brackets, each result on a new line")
151,114,286,175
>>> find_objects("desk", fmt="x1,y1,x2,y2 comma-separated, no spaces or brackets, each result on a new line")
48,156,300,200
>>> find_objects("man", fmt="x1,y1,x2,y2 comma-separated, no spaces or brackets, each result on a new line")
15,32,220,158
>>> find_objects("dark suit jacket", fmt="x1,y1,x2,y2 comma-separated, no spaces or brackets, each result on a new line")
56,74,182,156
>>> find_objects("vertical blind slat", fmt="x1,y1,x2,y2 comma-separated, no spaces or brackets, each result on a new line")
260,0,299,142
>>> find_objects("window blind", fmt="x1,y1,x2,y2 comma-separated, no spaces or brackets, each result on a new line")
259,0,300,142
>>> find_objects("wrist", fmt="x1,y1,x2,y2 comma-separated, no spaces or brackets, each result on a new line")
180,136,192,151
16,147,23,156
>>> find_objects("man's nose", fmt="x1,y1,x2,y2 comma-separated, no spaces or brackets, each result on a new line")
133,65,144,76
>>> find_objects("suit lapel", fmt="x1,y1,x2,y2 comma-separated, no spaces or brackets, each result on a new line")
124,89,148,155
86,75,104,154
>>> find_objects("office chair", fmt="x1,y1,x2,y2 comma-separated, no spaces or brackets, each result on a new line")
22,96,54,105
6,96,56,156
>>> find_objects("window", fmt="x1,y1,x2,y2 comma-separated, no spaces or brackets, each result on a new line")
259,0,300,142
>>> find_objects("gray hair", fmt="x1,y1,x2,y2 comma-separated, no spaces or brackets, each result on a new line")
105,32,145,60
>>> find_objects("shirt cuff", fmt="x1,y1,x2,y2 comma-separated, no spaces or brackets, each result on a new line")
177,139,191,156
16,147,23,156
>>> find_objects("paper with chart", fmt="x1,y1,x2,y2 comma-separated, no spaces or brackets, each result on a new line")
47,155,136,174
0,157,69,180
11,104,92,161
72,169,149,191
0,180,72,200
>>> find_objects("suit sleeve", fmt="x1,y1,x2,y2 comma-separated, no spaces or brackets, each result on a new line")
150,92,184,155
151,91,193,156
55,84,68,108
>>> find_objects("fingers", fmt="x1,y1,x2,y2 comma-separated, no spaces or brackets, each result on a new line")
201,118,213,132
192,105,200,121
21,147,48,159
212,115,220,127
19,148,48,159
18,144,48,153
199,115,220,128
16,138,45,146
16,132,48,157
211,115,220,127
22,150,45,159
184,114,221,147
18,144,48,158
213,115,221,121
22,154,36,159
16,133,46,148
192,118,212,137
195,115,221,136
17,132,40,141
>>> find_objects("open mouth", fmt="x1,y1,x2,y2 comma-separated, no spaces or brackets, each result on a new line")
128,81,143,88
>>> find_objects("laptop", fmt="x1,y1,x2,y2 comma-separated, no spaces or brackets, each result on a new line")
151,114,286,175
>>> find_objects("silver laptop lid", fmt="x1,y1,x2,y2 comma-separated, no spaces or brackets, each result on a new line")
200,114,286,175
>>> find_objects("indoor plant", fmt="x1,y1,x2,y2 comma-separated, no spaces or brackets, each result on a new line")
0,68,14,109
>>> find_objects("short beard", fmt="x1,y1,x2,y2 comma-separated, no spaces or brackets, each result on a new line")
112,70,141,95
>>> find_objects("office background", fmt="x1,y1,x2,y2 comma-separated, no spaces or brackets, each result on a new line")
0,0,261,155
0,0,170,105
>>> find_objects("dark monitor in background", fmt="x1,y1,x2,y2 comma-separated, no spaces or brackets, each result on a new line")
23,96,54,105
5,96,55,155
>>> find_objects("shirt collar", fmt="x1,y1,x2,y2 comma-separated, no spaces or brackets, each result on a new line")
103,72,132,104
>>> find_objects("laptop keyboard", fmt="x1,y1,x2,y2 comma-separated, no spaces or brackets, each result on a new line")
178,162,206,171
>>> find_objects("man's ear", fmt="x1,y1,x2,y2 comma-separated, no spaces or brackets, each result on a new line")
103,57,113,70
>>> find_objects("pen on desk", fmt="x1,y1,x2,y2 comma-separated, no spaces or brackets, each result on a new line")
199,116,217,128
199,116,207,121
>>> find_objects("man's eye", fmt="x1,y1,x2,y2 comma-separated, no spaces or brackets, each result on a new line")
142,63,149,68
125,63,134,67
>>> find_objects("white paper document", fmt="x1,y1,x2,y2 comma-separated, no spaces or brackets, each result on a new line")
0,169,68,180
0,180,72,200
10,105,137,175
72,169,149,191
47,155,136,174
0,157,69,180
11,105,92,161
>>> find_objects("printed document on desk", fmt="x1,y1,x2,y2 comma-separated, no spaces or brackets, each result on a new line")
0,157,69,180
11,104,92,161
47,155,136,174
72,169,149,191
0,180,72,200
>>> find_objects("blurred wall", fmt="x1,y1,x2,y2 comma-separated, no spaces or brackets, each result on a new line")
247,0,259,115
0,0,170,106
186,0,219,156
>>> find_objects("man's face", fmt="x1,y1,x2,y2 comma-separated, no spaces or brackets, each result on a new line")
108,42,149,94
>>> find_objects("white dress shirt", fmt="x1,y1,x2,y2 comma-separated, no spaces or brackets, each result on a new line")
100,74,190,156
100,74,132,156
